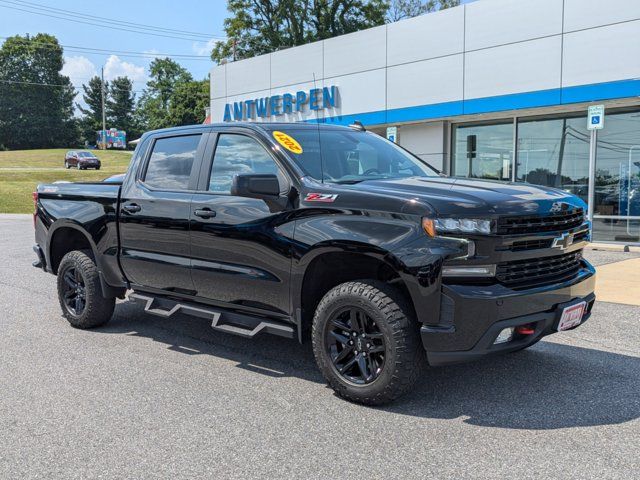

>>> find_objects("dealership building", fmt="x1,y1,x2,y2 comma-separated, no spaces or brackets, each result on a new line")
210,0,640,244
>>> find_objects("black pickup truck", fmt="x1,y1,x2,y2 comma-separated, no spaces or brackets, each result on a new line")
33,122,596,405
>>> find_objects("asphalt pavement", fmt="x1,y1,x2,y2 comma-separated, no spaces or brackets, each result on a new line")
1,214,638,479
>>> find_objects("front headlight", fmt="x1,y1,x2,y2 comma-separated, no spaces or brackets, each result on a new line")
434,218,493,235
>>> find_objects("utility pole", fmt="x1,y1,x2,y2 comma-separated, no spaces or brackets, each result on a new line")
101,66,106,150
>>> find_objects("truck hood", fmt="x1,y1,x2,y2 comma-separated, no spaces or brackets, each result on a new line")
346,176,586,217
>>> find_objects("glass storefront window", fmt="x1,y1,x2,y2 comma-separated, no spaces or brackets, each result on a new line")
452,123,513,180
592,218,640,243
450,109,640,244
516,117,590,204
593,111,640,219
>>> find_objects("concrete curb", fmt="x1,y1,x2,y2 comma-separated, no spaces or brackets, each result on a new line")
0,213,31,219
586,242,640,253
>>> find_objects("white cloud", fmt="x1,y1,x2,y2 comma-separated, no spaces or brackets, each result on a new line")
192,38,218,56
61,55,148,114
103,55,147,83
62,56,98,112
62,55,98,86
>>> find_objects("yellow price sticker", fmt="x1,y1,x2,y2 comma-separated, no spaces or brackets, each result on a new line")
273,131,303,154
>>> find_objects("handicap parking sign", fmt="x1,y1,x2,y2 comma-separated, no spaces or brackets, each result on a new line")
587,105,604,130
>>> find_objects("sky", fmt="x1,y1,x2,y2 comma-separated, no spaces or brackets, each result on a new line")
0,0,228,106
0,0,476,109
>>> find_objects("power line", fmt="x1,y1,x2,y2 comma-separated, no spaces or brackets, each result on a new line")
6,0,223,39
0,1,225,42
0,78,210,97
0,35,212,61
0,78,147,95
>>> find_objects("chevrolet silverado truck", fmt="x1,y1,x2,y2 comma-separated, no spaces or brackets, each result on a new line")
33,122,596,405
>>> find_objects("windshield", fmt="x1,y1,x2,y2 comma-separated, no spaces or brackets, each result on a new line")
270,128,439,184
77,152,96,158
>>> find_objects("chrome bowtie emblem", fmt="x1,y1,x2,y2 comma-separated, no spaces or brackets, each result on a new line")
552,232,575,250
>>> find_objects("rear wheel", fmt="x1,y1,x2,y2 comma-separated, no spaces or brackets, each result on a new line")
312,280,425,405
57,250,115,329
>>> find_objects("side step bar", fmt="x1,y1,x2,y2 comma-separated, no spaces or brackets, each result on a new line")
128,292,295,339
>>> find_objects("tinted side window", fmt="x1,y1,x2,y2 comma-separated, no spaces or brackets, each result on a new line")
209,134,281,193
144,134,201,190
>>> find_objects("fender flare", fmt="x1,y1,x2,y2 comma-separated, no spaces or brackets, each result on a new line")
46,219,101,273
291,240,429,339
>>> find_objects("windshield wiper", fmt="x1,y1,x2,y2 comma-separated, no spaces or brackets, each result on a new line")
333,175,393,185
333,179,366,184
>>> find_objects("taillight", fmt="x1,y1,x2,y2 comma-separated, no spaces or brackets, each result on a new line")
32,191,38,227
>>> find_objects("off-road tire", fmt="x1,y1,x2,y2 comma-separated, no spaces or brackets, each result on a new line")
56,250,115,329
312,280,425,405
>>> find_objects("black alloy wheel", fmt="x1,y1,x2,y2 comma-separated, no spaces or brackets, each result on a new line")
312,280,425,405
61,266,86,316
325,307,386,385
56,250,115,328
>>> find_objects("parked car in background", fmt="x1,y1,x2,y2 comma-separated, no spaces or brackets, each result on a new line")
64,151,101,170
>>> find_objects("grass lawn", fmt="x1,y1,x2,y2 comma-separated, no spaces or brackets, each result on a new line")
0,148,132,213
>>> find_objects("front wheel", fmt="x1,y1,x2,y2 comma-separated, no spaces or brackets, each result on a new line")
312,280,425,405
57,250,115,328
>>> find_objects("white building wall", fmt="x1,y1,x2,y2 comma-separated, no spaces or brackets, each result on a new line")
397,123,446,171
562,19,640,87
211,0,640,155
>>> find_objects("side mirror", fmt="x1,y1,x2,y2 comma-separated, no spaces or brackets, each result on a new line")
231,174,281,199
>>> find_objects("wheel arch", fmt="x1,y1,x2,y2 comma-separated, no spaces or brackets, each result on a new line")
294,243,416,342
47,221,99,275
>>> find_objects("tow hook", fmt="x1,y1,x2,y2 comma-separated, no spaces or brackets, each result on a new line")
515,323,536,335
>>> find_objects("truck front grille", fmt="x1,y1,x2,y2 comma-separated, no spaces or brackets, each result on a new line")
495,251,583,288
503,228,590,252
497,208,584,235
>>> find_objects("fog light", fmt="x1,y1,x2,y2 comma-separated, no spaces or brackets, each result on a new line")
494,327,514,344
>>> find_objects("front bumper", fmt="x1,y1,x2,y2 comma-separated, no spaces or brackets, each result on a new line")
422,261,596,366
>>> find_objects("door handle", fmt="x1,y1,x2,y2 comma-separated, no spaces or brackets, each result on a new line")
122,203,141,213
194,208,216,219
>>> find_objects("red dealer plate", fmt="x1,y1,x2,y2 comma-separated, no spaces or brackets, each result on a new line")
557,301,587,331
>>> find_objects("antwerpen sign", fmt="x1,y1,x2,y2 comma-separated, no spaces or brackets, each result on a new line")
223,85,338,121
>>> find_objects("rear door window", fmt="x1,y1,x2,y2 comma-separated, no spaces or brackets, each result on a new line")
144,134,201,190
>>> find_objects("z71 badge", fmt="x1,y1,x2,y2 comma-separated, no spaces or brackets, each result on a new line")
305,193,338,203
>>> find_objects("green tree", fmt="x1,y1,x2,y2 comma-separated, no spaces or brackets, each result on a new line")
77,76,105,144
388,0,460,21
0,34,78,149
211,0,388,62
167,79,210,126
138,57,193,130
107,76,139,139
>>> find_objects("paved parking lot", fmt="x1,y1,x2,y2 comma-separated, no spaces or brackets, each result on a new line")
1,214,638,479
